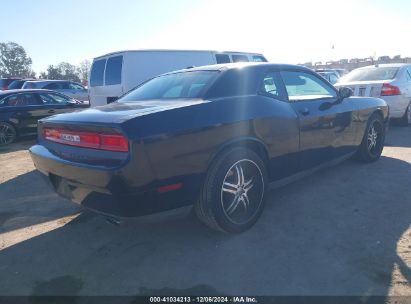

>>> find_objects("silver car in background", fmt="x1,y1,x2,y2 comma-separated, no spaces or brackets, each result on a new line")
22,80,88,102
317,71,339,85
336,64,411,125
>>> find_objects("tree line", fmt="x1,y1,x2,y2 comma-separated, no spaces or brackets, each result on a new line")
0,41,90,83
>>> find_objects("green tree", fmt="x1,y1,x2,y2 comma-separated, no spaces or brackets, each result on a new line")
77,59,91,83
0,42,33,77
57,62,80,82
43,62,81,82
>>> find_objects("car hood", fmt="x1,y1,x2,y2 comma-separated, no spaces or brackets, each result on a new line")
43,99,208,124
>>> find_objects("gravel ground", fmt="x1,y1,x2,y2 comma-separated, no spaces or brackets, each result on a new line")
0,127,410,299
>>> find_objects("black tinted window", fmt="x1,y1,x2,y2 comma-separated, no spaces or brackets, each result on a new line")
216,54,231,64
252,56,267,62
69,83,85,90
1,93,41,106
8,80,25,90
232,55,249,62
39,93,70,104
119,71,217,102
44,82,68,90
90,59,106,87
206,69,259,98
105,56,123,85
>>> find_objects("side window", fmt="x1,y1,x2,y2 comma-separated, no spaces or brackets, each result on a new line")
163,85,183,98
39,93,70,104
329,74,338,84
1,94,20,106
232,55,249,62
252,56,267,62
69,83,85,90
105,55,123,85
44,82,66,90
280,71,337,101
215,54,231,64
406,69,411,82
90,59,106,87
259,72,284,99
1,93,40,106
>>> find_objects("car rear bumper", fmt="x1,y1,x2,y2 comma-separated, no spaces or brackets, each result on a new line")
381,95,409,118
30,144,197,217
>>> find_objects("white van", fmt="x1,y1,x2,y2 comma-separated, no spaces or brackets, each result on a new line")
88,49,267,107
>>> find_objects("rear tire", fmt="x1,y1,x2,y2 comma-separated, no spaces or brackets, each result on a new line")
195,147,268,233
0,122,17,146
354,113,385,162
398,102,411,126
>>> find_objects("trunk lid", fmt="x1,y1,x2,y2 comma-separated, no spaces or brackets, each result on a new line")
335,80,391,97
43,99,206,125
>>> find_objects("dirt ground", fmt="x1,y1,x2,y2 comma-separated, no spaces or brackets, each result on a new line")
0,127,410,299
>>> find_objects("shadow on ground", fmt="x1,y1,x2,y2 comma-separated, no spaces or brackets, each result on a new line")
385,125,411,148
0,155,409,300
0,137,36,154
0,170,80,234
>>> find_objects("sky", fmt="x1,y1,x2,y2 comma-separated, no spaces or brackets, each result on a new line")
2,0,411,74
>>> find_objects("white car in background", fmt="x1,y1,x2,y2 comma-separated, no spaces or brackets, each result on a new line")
88,49,267,107
336,64,411,125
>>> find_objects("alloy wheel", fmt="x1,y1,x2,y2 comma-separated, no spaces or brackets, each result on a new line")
0,123,16,145
221,159,264,225
367,120,383,156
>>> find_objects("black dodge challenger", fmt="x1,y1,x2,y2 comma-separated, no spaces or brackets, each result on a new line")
30,63,388,233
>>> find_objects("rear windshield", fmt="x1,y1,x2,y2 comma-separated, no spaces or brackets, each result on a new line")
105,56,123,85
22,82,38,89
342,67,399,82
118,71,218,102
252,55,267,62
8,80,25,90
0,79,17,88
90,59,106,87
232,55,249,62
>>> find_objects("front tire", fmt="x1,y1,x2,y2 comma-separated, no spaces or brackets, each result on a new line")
195,147,268,233
0,122,17,146
354,113,385,162
398,102,411,126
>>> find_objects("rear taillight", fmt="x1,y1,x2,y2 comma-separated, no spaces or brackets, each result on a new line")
1,85,7,90
42,128,128,152
381,83,401,96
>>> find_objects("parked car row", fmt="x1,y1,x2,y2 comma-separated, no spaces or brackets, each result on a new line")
1,78,89,100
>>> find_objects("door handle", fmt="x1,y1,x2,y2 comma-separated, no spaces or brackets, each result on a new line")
48,110,55,114
299,108,310,115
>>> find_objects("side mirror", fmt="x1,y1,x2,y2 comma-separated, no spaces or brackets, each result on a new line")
338,87,353,99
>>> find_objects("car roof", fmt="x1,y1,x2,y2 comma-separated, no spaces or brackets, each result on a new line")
318,71,334,75
93,49,265,60
24,80,68,83
165,62,312,75
0,89,69,96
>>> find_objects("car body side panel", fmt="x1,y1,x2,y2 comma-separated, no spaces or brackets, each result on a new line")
123,95,300,184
